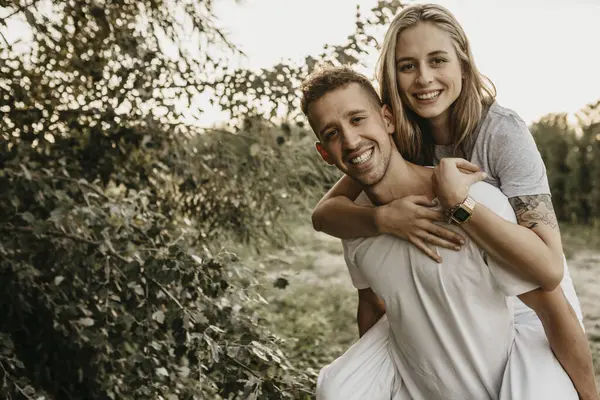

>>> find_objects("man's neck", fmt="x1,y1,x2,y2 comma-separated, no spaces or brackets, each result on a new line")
364,153,435,206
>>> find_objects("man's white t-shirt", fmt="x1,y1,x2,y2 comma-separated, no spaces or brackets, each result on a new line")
342,181,538,400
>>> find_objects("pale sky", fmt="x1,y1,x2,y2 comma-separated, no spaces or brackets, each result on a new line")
4,1,599,127
212,0,600,126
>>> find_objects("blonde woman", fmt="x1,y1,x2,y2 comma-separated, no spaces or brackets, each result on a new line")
311,4,598,399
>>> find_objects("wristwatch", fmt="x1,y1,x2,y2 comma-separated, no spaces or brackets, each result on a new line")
446,196,476,225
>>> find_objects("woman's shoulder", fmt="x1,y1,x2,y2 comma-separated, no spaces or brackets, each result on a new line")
479,101,530,141
485,101,527,125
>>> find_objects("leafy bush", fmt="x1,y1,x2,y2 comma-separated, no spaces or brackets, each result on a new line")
0,147,322,398
0,0,332,396
187,121,341,246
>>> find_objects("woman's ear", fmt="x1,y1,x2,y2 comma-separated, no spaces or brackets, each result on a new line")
382,105,395,135
315,142,334,165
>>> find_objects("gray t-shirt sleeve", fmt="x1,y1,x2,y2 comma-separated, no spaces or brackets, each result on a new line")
486,112,551,198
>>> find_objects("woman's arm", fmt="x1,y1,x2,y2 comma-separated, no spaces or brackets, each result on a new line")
433,158,563,290
311,174,378,237
312,175,465,262
463,200,563,290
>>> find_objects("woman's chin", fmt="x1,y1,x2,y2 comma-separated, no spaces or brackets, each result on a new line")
410,103,449,121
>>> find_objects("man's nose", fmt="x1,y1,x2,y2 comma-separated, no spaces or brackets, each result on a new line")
341,128,361,150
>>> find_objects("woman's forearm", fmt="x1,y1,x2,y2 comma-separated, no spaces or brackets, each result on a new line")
462,204,563,290
312,174,379,239
312,196,380,239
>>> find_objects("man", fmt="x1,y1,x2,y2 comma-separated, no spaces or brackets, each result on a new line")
300,66,598,399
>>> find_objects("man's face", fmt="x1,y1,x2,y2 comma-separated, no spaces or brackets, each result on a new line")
307,83,395,187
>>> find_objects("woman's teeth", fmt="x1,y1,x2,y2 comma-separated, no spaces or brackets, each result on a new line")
416,91,441,100
350,149,373,165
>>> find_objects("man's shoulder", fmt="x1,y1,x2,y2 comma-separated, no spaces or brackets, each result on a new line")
469,181,515,222
469,181,504,200
343,233,410,266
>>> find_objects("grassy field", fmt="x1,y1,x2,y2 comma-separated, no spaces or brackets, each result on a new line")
240,218,600,395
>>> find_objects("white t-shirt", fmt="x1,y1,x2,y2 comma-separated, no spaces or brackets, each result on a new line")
342,181,538,400
434,101,583,323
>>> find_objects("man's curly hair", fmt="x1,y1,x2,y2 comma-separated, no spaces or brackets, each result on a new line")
300,65,382,117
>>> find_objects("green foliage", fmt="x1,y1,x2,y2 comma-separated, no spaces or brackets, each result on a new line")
2,0,595,397
0,155,324,399
531,102,600,226
530,113,576,221
259,284,357,377
0,0,341,398
188,121,340,246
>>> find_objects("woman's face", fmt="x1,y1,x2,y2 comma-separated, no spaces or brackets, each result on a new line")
395,22,463,129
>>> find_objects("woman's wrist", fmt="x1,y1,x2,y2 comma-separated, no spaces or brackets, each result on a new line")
438,187,469,211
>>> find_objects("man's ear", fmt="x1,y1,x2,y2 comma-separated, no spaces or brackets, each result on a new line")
381,105,395,135
315,142,334,165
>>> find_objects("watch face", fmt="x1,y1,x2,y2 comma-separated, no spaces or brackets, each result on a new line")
453,207,471,222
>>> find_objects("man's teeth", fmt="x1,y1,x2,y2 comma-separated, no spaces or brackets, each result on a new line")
350,149,373,165
416,91,441,100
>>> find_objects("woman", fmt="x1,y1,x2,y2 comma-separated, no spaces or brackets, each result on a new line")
312,4,597,399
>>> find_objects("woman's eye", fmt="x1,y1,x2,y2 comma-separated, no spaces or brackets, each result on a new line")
351,117,364,124
431,58,447,66
398,63,415,72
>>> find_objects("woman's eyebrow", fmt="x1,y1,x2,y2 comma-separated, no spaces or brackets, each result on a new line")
396,50,449,64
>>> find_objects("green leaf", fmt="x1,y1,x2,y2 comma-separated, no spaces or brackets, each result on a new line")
77,318,95,327
20,164,32,180
152,310,165,324
22,212,35,224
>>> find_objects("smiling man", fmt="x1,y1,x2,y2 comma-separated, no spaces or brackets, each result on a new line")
300,66,590,399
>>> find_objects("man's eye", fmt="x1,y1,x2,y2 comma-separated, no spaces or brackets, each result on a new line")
351,117,364,124
325,130,338,139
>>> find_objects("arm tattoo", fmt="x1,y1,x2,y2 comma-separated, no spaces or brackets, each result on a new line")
508,195,559,230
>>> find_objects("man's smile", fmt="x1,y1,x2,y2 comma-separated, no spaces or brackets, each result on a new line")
348,148,374,165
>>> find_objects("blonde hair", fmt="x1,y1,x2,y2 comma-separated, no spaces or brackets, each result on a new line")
376,3,496,164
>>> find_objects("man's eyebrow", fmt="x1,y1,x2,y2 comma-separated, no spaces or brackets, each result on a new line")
318,122,336,137
396,50,449,64
346,109,368,117
318,109,368,136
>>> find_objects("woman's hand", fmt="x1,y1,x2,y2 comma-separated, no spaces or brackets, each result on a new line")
376,195,465,263
432,158,487,210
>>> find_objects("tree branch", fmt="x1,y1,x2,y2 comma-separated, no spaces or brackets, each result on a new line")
0,0,41,24
5,226,100,246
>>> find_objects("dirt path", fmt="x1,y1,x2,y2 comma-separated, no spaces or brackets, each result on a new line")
265,223,600,388
566,249,600,385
